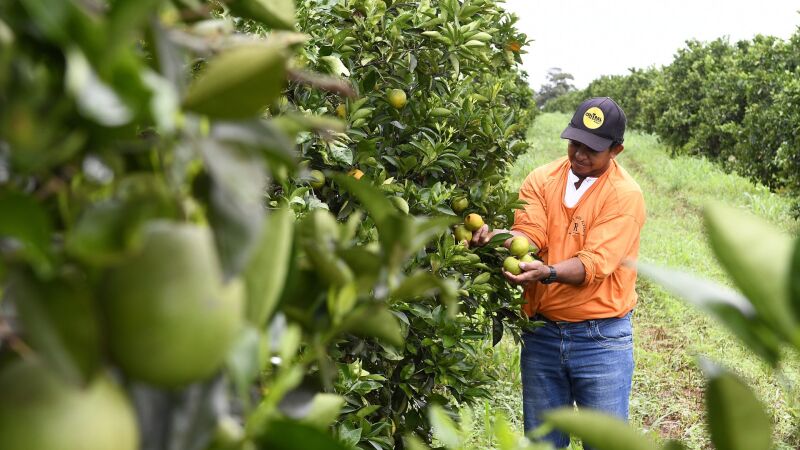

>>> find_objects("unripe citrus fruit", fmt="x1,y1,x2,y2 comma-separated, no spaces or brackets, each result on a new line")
503,256,522,275
454,225,472,243
390,196,409,214
102,221,243,387
309,169,325,189
509,236,529,257
464,213,484,232
335,103,346,118
272,164,288,184
451,197,468,213
0,359,139,450
520,253,536,263
387,89,407,109
348,168,364,180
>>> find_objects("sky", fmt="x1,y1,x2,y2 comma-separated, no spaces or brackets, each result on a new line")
501,0,800,90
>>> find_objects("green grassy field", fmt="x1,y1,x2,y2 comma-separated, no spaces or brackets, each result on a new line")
466,113,800,449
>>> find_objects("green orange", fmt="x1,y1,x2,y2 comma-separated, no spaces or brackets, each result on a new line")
387,89,407,109
451,197,469,213
509,236,529,257
102,221,243,387
503,256,521,275
454,225,472,243
0,360,139,450
309,169,326,189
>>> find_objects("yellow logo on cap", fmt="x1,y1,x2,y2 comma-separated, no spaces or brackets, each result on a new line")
583,107,604,129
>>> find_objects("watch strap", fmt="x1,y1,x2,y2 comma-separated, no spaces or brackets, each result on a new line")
540,265,557,284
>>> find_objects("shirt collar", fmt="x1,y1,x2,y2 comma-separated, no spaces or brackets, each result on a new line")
567,169,597,185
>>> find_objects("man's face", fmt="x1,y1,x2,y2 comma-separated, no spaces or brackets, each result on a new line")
567,139,624,178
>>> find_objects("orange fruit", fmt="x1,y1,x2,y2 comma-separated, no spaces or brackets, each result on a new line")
0,359,139,450
348,168,364,180
503,256,522,275
464,213,484,232
102,221,243,387
387,89,407,109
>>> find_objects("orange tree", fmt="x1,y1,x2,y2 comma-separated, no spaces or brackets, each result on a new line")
0,1,534,450
253,0,535,446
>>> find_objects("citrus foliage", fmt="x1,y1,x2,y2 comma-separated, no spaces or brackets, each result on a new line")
258,0,536,446
0,1,533,450
544,33,800,207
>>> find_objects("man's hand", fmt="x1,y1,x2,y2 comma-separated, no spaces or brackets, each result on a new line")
503,259,549,285
469,225,498,248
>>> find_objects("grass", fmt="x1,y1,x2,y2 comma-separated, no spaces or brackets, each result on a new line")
466,113,800,449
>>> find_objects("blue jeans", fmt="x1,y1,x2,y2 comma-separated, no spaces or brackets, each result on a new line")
521,312,634,450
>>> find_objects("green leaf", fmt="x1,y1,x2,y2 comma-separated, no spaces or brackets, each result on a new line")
327,281,358,322
389,270,452,303
211,119,297,168
226,325,262,400
340,304,404,347
183,42,288,119
66,201,135,266
301,394,345,430
544,408,659,450
320,55,350,77
7,270,101,385
66,176,177,266
407,216,459,256
331,173,395,227
18,0,70,42
430,107,452,117
271,113,347,138
256,418,352,450
244,207,295,327
355,404,381,418
65,47,133,126
338,423,362,447
107,0,163,55
227,0,296,30
428,404,462,448
487,232,513,247
638,262,782,366
702,360,773,450
703,204,797,345
0,190,53,276
492,413,517,450
328,139,353,165
403,434,431,450
201,139,267,277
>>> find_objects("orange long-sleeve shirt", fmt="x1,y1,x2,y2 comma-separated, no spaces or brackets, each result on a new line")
511,156,646,321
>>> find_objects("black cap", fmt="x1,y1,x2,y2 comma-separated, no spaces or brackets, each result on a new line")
560,97,627,151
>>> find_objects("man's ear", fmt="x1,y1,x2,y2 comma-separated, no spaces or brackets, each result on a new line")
610,144,624,158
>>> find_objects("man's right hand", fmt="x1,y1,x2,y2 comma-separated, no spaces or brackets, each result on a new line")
469,225,499,248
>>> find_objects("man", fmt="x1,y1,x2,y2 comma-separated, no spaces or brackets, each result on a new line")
471,97,645,449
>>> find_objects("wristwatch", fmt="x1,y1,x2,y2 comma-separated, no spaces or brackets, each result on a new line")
540,265,557,284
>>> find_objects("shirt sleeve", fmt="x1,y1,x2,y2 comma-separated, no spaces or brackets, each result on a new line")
511,171,548,252
575,192,645,286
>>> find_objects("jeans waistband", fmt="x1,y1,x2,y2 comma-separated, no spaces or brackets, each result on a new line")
530,311,632,325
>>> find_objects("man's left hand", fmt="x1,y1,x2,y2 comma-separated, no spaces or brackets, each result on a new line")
503,260,549,286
